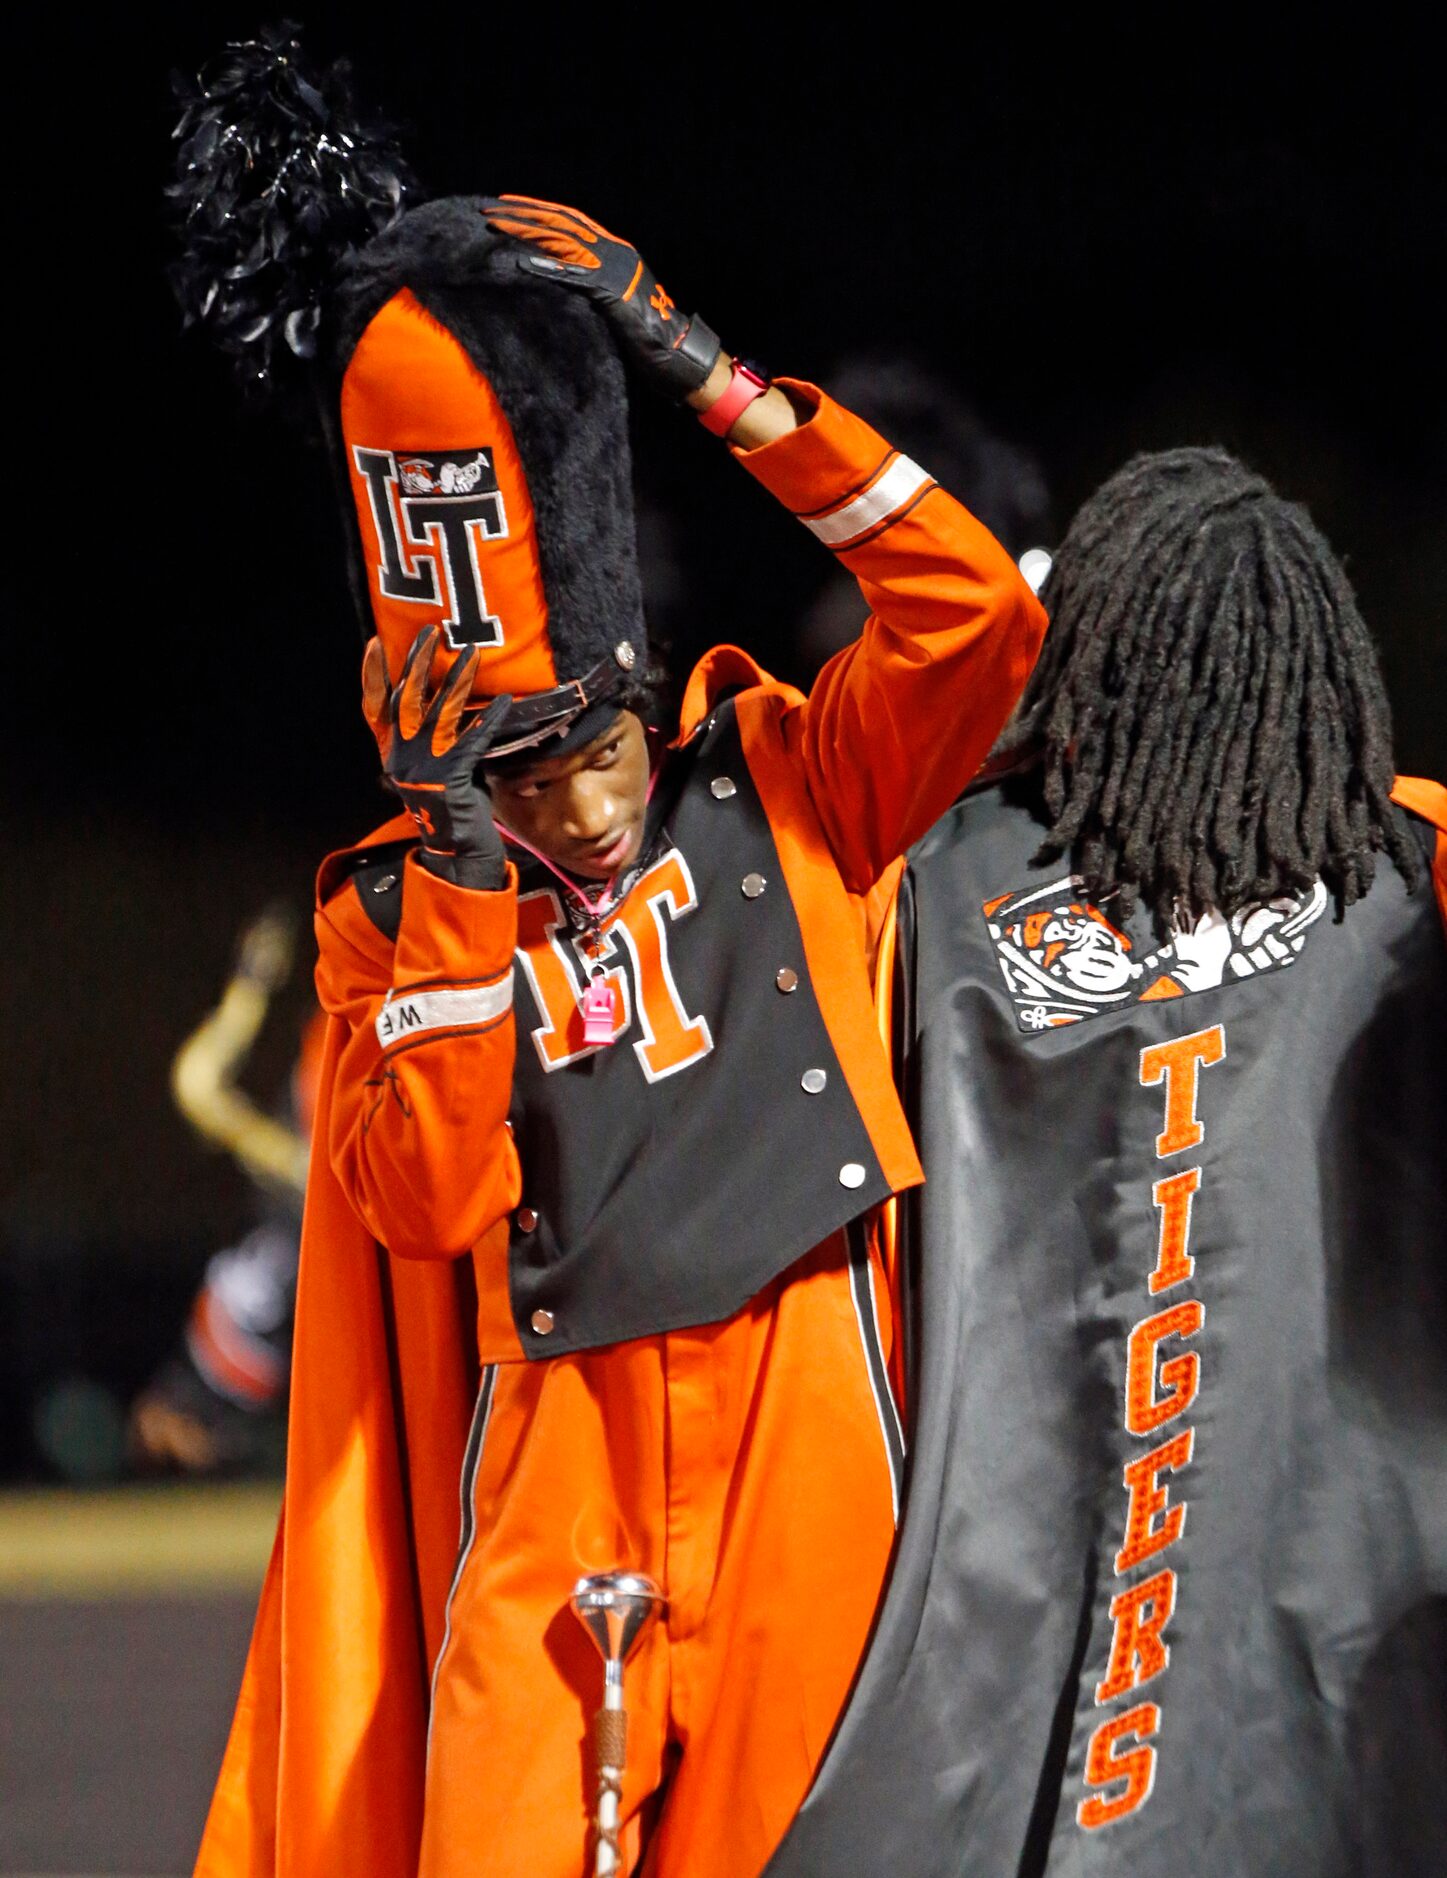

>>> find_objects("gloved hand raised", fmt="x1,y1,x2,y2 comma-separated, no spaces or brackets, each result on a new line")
362,629,513,891
481,195,722,399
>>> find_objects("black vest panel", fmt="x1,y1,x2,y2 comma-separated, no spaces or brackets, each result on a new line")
500,704,891,1355
766,773,1447,1878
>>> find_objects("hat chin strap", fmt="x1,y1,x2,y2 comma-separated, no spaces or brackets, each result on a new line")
480,655,626,758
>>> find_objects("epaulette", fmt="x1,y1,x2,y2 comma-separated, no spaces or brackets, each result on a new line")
321,839,415,942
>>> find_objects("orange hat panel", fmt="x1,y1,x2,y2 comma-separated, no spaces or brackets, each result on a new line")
341,288,560,700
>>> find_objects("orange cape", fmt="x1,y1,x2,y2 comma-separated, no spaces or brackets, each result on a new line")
196,1010,478,1874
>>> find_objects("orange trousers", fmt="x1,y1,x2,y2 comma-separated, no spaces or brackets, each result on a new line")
420,1227,903,1878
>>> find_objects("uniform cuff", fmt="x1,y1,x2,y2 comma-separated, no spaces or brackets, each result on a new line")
731,381,936,552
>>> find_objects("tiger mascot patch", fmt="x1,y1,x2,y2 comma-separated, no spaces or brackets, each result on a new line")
982,876,1328,1032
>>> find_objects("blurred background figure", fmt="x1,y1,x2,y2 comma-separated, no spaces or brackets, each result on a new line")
129,910,320,1478
1,914,312,1872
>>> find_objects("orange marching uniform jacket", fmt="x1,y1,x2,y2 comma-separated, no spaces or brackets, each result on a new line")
195,388,1046,1874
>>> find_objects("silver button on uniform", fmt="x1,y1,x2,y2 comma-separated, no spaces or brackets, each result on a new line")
776,968,799,993
530,1308,556,1336
710,776,737,800
741,873,767,899
516,1206,538,1233
372,874,397,894
839,1163,867,1189
801,1068,827,1094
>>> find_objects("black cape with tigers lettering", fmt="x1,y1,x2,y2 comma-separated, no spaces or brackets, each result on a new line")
765,770,1447,1878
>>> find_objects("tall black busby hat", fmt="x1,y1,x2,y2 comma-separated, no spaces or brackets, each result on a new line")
330,199,646,755
170,30,646,757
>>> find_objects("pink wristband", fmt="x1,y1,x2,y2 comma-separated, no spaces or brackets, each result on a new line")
697,359,770,437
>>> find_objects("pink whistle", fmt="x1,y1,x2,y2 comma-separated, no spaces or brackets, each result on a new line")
582,976,617,1047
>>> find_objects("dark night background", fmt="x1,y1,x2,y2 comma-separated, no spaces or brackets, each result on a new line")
0,15,1443,1871
2,12,1443,1480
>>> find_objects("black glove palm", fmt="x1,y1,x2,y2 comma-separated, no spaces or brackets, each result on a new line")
362,629,513,891
481,195,721,399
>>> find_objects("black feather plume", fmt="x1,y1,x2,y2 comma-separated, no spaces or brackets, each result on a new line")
166,22,416,393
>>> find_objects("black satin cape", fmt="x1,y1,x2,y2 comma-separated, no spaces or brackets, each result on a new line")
765,773,1447,1878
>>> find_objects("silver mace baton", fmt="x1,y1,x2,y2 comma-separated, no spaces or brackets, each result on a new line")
571,1570,665,1878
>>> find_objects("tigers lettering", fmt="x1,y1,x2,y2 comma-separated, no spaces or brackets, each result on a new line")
1079,1023,1224,1831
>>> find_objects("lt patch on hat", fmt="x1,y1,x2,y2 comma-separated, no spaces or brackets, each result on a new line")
332,198,648,756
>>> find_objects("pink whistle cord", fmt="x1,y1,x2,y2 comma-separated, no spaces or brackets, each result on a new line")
493,760,662,1051
494,817,620,920
493,763,662,926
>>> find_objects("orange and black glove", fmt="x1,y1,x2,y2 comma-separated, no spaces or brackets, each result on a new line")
481,195,721,399
362,629,513,891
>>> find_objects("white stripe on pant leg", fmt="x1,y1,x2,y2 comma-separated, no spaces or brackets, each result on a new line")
425,1364,498,1763
845,1227,905,1525
802,456,933,548
863,1243,906,1466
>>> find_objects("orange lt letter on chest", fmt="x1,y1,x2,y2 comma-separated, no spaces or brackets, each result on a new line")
515,850,714,1082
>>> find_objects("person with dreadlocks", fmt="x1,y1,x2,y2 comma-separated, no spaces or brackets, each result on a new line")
761,447,1447,1878
1004,447,1426,926
173,31,1044,1878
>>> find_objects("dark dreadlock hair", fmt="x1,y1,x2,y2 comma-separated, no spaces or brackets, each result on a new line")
998,447,1420,927
612,651,673,728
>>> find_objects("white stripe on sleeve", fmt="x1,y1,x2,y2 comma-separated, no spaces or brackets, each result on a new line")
802,455,932,548
376,971,514,1048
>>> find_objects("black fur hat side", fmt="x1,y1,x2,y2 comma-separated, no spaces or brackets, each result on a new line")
331,198,645,730
170,32,646,750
